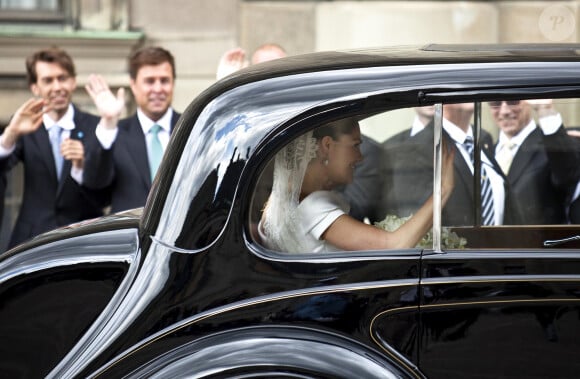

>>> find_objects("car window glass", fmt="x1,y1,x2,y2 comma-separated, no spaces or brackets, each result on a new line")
450,98,580,249
250,108,436,254
249,98,580,253
446,98,580,250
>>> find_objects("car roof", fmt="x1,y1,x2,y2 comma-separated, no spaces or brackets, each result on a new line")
221,43,580,87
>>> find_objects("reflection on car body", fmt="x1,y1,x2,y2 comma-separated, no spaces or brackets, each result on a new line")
2,44,580,378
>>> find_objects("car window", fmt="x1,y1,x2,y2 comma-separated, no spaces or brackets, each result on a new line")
250,108,436,254
249,98,580,253
446,97,580,250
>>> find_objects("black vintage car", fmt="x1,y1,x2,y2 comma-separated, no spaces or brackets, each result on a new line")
2,44,580,378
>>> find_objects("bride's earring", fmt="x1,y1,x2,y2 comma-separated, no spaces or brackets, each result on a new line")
323,158,329,166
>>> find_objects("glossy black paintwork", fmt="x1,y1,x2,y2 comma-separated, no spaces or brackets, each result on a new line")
0,263,126,378
1,44,580,378
120,326,409,378
81,238,422,377
419,251,580,378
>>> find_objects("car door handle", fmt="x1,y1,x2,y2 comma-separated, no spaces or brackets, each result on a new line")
543,235,580,247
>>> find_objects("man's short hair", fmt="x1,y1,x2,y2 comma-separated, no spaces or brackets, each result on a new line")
128,46,176,80
25,46,76,85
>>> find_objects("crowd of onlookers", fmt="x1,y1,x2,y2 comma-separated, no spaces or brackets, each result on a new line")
0,43,286,252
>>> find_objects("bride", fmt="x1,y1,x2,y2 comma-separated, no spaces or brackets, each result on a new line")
259,117,455,253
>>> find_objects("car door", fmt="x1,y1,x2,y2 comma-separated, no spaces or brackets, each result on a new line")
418,96,580,379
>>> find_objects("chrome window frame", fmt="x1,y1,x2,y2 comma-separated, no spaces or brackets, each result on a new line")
433,103,443,253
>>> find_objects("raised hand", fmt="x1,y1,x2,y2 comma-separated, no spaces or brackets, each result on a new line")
216,47,250,80
60,138,85,169
526,99,557,118
1,97,48,149
85,74,125,129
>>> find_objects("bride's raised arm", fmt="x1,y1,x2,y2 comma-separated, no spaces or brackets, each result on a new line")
323,145,454,250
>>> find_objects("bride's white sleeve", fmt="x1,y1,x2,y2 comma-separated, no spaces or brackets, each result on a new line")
299,191,350,240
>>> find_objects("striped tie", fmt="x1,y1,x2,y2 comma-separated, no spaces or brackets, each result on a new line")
464,137,495,225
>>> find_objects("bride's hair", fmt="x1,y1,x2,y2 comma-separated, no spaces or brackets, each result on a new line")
312,117,358,141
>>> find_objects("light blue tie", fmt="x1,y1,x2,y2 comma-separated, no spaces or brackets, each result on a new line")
148,124,163,180
464,137,495,225
49,125,63,179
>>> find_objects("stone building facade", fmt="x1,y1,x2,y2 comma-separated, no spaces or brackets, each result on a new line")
0,0,577,249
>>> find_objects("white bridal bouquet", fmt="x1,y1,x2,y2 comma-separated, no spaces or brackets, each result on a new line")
374,214,467,249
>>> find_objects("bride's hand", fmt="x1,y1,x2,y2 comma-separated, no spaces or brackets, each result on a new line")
441,140,455,202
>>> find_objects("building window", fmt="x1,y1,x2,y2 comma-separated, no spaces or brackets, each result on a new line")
0,0,67,24
0,0,58,10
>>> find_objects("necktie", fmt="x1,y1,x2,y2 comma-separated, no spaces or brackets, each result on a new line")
464,137,495,225
147,124,163,180
496,140,516,175
49,125,63,179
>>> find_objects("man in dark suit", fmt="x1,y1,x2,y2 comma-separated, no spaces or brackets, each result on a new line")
565,128,580,223
491,99,579,225
0,170,5,239
381,103,518,226
0,47,107,249
84,46,181,213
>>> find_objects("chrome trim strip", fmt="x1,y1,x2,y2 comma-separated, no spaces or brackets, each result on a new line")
423,250,580,259
383,298,580,315
421,274,580,285
249,247,423,264
0,230,137,284
473,101,483,225
150,235,206,254
544,235,580,247
433,103,443,253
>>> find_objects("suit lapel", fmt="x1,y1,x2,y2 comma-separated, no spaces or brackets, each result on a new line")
454,144,475,201
507,129,540,184
56,157,72,196
32,125,59,182
124,116,152,188
170,112,180,133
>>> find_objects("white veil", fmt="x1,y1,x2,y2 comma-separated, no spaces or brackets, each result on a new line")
261,131,319,253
